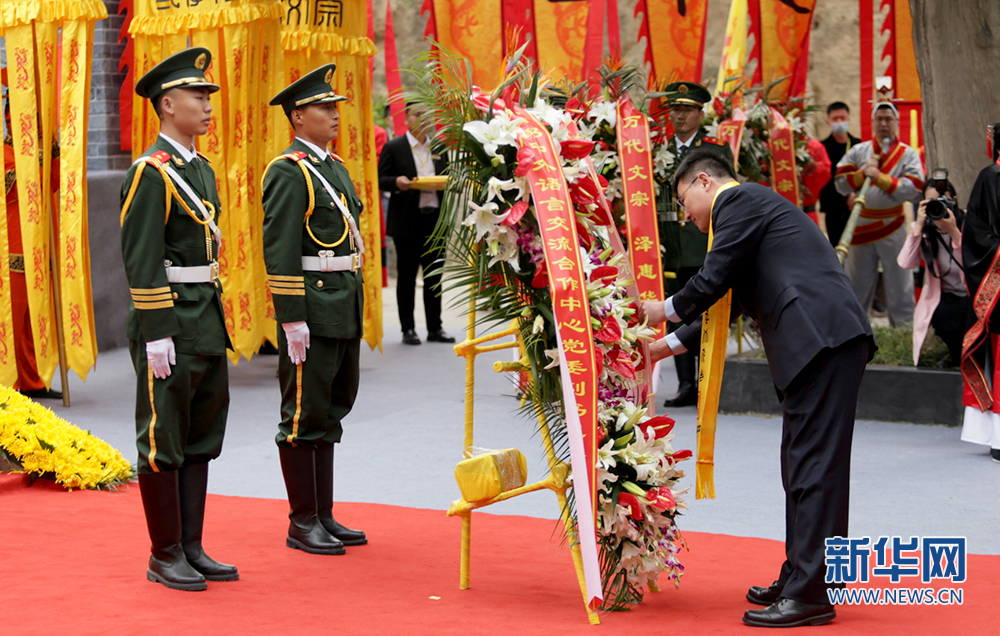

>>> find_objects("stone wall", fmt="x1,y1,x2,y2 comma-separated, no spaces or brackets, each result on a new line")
90,0,132,171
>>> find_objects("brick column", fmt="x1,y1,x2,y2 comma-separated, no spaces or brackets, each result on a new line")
89,1,131,170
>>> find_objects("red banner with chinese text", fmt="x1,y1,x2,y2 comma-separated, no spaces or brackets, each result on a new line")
717,108,747,164
615,98,665,339
516,109,602,607
768,107,801,207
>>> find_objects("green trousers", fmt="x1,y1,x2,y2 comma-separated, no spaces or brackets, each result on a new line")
275,331,360,448
129,340,229,474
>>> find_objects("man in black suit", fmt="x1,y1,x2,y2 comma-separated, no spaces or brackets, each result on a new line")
642,149,875,628
377,102,454,345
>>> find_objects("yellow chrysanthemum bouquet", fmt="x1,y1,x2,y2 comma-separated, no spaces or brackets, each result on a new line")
0,386,135,490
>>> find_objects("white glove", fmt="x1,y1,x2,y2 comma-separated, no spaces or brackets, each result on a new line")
146,337,176,380
283,321,310,365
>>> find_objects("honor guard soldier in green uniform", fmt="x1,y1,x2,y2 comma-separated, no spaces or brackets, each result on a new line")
658,81,732,408
262,64,367,555
120,47,236,591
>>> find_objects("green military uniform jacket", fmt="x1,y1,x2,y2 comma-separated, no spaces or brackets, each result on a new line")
120,135,230,355
658,129,733,283
262,139,364,339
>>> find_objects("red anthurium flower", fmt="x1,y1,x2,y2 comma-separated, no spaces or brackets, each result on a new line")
575,218,594,250
471,87,506,114
713,96,726,116
569,182,596,206
502,200,529,226
501,84,520,108
672,449,693,461
594,316,624,344
531,260,549,289
589,265,619,284
594,350,604,377
596,426,607,447
605,347,636,380
595,173,609,189
515,146,540,178
565,97,586,118
617,492,644,520
589,198,614,226
646,487,676,512
561,138,595,161
641,415,676,439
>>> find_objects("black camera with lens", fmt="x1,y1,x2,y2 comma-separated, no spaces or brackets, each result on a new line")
925,168,956,221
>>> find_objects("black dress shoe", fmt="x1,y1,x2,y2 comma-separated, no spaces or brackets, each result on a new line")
746,580,783,606
20,388,63,400
743,598,836,628
426,329,456,343
991,448,1000,463
402,329,421,345
663,383,697,408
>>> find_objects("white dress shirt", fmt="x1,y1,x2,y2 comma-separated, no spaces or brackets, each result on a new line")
406,131,439,209
296,137,330,162
159,133,198,163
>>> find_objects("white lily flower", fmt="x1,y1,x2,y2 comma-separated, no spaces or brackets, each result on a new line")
462,200,508,241
463,111,524,159
485,176,529,205
588,101,617,128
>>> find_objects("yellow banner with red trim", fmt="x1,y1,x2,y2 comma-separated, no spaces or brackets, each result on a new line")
280,0,382,351
517,108,602,607
615,97,664,338
636,0,708,84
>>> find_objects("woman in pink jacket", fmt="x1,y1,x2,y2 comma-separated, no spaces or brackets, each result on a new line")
896,179,968,366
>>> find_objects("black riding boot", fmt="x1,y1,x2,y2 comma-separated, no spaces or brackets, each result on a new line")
138,471,207,591
279,445,345,555
179,462,239,581
664,352,698,407
315,442,367,546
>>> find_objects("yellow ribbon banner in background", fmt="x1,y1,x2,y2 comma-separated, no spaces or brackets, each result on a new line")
1,0,106,387
280,0,382,351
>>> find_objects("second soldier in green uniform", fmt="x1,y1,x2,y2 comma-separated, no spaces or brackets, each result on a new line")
262,64,367,555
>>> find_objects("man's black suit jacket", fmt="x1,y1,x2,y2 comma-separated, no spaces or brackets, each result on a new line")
377,135,447,239
672,183,874,391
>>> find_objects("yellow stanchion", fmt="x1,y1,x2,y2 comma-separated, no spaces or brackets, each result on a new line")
450,290,600,625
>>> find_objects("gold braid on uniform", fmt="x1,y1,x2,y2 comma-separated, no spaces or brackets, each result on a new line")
120,155,216,230
262,154,349,249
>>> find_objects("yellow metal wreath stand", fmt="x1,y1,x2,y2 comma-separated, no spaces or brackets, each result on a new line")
447,296,601,625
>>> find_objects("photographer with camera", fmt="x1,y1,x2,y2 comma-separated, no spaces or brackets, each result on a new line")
896,169,967,366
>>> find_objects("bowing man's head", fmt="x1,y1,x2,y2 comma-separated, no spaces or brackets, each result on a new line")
672,149,738,233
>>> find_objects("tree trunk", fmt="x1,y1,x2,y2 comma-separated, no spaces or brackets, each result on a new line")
910,1,1000,204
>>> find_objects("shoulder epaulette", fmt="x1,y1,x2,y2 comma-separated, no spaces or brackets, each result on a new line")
144,150,172,167
699,136,724,146
196,151,212,164
286,151,308,162
330,153,345,164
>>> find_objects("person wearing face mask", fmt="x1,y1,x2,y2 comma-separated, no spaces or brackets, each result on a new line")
835,101,924,326
656,81,731,408
895,174,967,366
819,102,861,246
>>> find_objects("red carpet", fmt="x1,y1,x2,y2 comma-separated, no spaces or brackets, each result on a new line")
1,481,994,635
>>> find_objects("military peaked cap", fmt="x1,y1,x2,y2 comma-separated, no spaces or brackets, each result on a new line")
135,47,219,101
270,64,346,115
664,81,711,108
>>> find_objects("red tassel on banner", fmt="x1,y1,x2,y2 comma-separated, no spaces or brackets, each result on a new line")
386,0,406,136
117,0,134,152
